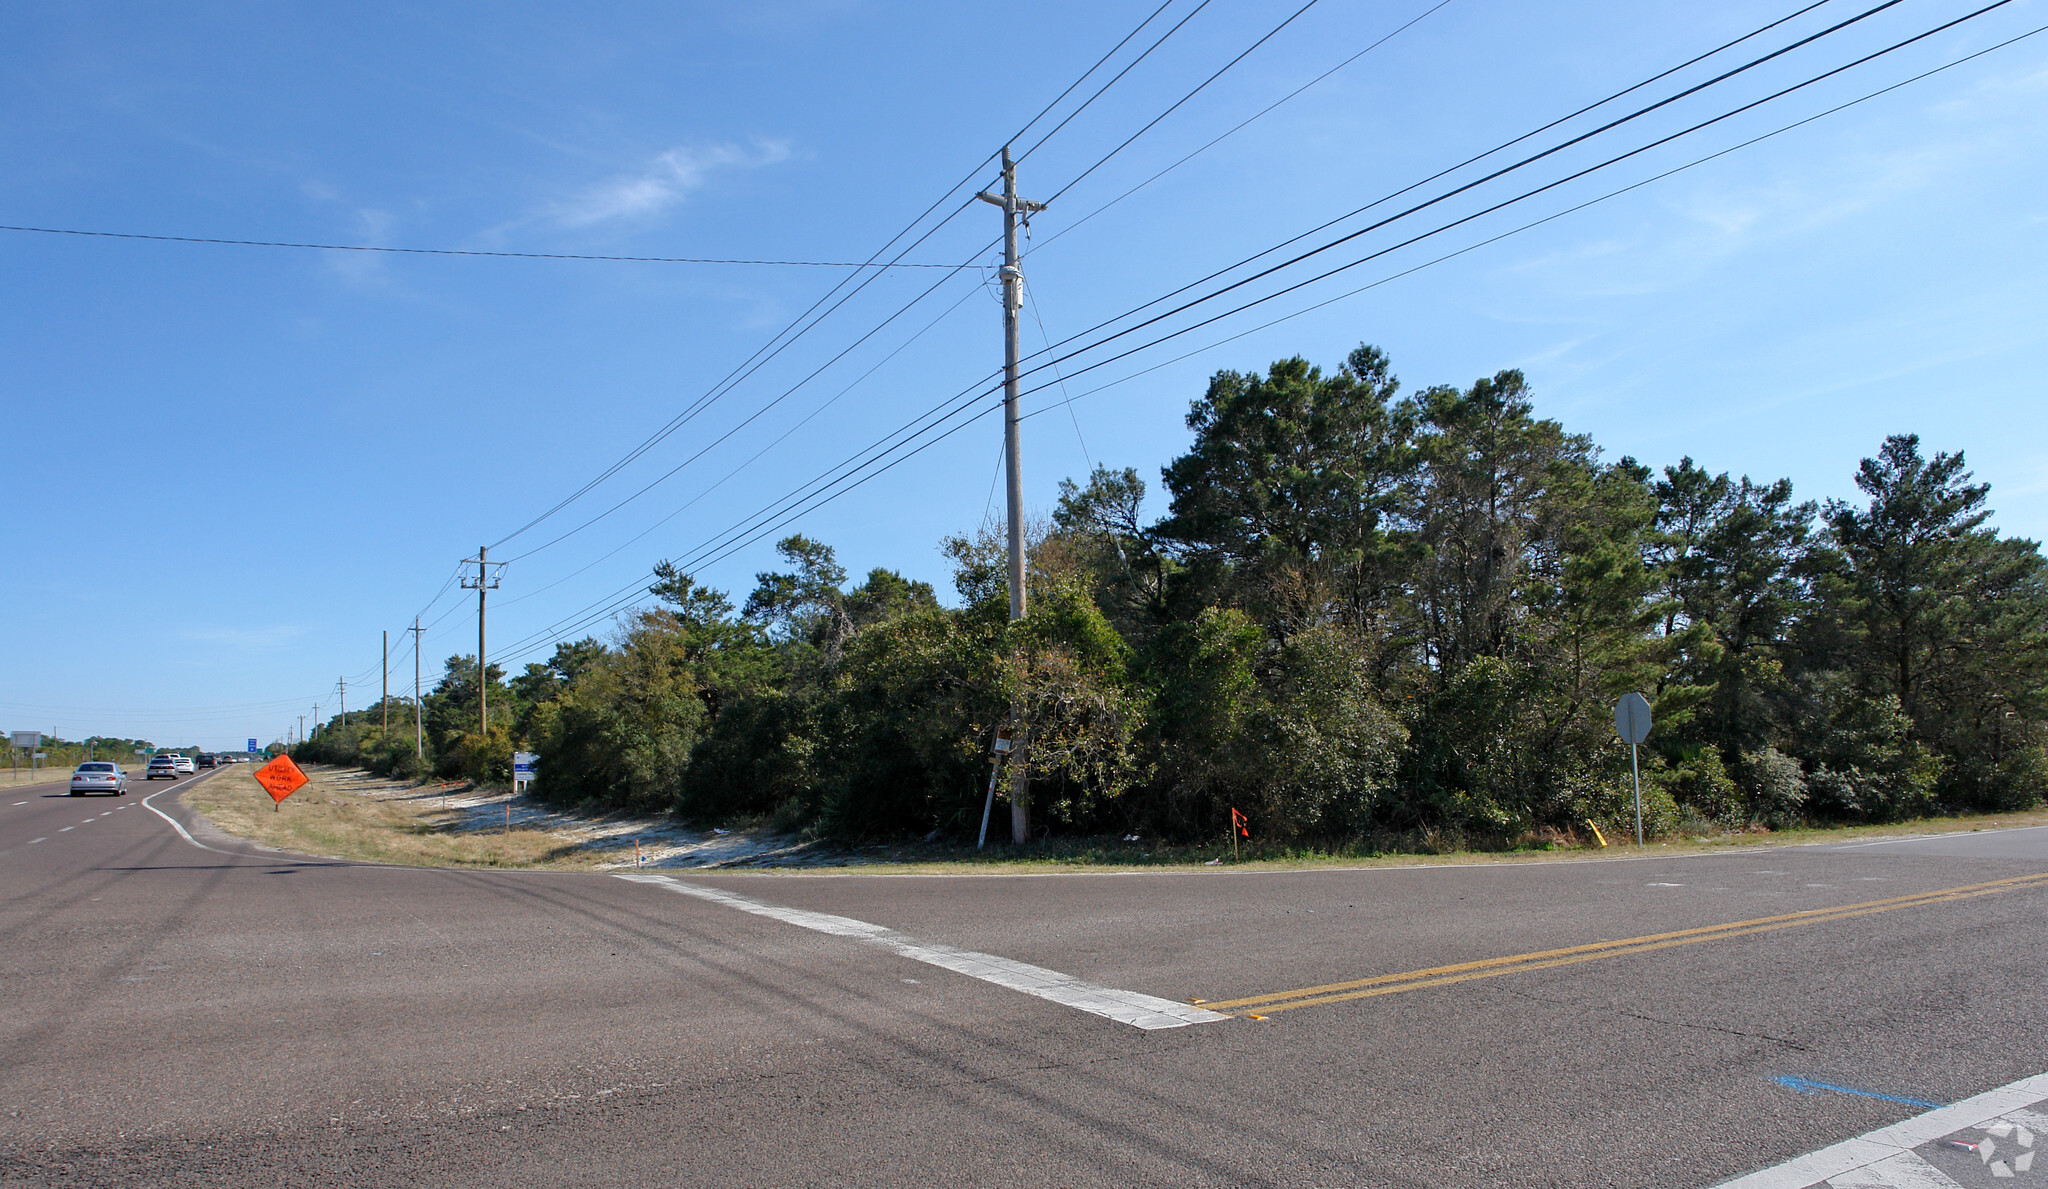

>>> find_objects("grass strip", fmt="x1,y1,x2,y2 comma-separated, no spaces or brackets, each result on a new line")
185,766,624,869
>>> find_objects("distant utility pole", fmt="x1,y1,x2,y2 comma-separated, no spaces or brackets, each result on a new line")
382,630,389,736
338,677,346,733
298,713,306,746
977,145,1047,846
460,547,503,739
410,618,424,759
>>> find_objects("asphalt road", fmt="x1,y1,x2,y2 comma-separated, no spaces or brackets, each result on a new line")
3,775,2044,1187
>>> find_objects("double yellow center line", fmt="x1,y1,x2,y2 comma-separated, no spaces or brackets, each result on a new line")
1198,871,2048,1017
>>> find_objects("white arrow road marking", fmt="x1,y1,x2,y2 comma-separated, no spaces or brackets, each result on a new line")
1714,1071,2048,1187
615,872,1228,1031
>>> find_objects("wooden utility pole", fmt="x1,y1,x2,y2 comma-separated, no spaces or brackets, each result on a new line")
410,618,424,759
461,547,501,740
977,145,1047,846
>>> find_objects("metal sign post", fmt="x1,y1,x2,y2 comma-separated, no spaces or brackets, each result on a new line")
1613,693,1653,845
11,732,42,782
978,723,1014,850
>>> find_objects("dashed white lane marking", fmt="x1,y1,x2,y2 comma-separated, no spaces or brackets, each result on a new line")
29,838,45,844
58,827,72,833
615,872,1228,1031
12,802,24,806
1713,1070,2048,1187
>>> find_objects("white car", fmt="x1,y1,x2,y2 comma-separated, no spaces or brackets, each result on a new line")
145,756,179,780
170,755,195,774
70,762,129,797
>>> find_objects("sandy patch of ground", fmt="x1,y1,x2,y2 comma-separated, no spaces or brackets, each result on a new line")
324,767,817,869
186,764,816,870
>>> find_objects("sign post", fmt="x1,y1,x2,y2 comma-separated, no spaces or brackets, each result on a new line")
10,731,41,782
978,723,1014,850
1613,693,1653,846
511,753,537,834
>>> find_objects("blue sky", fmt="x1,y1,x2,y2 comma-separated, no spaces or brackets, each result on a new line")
4,0,2045,750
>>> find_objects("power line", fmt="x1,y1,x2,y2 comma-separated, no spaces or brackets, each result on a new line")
1022,18,2048,429
496,282,988,608
1009,0,1907,399
480,1,2018,663
1014,0,1219,166
0,222,971,267
994,0,2017,416
655,0,1916,554
486,0,1353,571
666,3,2026,569
662,0,1857,578
1031,0,1457,253
498,250,986,563
1039,0,1325,205
479,0,1207,554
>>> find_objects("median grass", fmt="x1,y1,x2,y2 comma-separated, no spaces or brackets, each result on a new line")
185,766,628,869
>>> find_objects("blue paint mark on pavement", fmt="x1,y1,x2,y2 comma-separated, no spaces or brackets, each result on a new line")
1773,1075,1945,1109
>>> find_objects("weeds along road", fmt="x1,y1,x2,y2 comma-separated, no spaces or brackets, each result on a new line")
2,776,2045,1188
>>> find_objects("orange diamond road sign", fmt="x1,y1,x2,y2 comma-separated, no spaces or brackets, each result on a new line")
253,755,309,805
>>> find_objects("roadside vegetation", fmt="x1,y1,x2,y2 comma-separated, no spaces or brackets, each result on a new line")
187,765,616,868
2,735,165,786
291,344,2048,852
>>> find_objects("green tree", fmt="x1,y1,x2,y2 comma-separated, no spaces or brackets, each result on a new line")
1157,346,1414,643
1820,435,2048,809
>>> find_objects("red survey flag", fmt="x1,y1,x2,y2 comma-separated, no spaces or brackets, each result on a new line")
1231,808,1250,838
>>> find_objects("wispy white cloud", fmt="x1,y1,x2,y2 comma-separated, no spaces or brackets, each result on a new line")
551,141,792,227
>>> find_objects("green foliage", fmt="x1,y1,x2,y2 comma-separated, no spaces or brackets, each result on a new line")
304,347,2044,846
1736,746,1808,827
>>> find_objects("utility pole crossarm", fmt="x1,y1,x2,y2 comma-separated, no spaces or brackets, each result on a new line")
975,191,1048,214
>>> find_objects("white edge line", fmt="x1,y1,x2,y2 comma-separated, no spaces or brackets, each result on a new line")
614,872,1229,1031
141,787,237,855
1823,824,2048,850
1712,1071,2048,1188
617,821,2048,882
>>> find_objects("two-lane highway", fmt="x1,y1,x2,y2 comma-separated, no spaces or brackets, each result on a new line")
4,779,2045,1186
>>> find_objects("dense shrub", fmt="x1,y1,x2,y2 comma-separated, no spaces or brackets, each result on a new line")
291,348,2047,843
